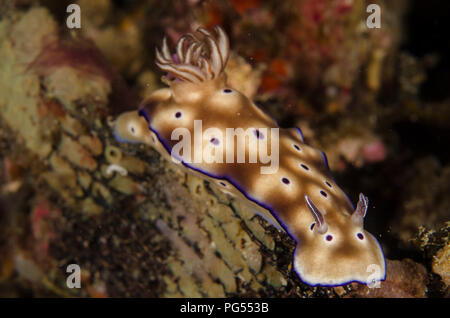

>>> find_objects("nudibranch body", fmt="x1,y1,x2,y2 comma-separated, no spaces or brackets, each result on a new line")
114,26,386,287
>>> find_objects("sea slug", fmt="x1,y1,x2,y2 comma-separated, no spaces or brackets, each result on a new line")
114,26,386,287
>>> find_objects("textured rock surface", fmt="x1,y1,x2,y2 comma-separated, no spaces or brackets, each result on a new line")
348,259,428,298
0,6,333,298
0,2,448,298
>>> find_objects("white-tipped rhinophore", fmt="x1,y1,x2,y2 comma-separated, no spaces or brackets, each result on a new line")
352,193,369,226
